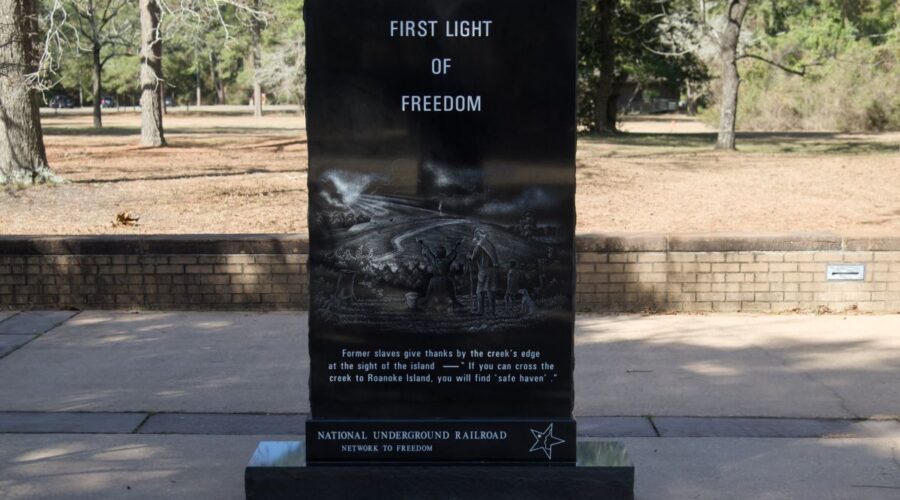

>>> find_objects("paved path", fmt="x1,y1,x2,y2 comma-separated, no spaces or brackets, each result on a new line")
575,314,900,419
0,311,307,414
0,310,897,499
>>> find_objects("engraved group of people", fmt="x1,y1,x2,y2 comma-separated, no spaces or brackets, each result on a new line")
416,226,535,316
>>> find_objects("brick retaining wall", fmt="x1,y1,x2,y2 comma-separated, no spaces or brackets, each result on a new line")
576,233,900,313
0,236,308,311
1,233,898,313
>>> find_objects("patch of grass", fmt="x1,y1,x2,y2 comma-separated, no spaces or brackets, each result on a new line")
580,132,716,149
579,131,900,156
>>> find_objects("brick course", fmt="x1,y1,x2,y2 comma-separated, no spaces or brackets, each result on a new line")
1,233,899,313
0,235,308,310
576,234,900,313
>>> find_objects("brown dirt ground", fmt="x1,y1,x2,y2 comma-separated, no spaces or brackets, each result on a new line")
1,112,898,235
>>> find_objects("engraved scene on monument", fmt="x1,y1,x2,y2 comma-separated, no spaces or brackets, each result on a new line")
308,165,573,335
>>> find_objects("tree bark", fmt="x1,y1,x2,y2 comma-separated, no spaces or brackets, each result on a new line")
91,43,103,128
592,0,618,134
685,81,700,116
0,0,56,185
139,0,165,146
250,0,263,117
767,0,781,35
195,60,202,107
715,0,750,150
209,52,225,104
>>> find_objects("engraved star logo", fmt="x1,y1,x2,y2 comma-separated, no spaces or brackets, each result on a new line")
529,423,565,460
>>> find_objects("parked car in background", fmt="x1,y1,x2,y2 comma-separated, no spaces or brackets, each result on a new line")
100,96,117,108
49,95,75,108
164,96,175,107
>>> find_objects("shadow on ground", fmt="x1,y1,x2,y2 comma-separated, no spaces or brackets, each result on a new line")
574,314,900,419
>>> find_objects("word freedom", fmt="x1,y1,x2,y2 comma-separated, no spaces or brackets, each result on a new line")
402,95,482,112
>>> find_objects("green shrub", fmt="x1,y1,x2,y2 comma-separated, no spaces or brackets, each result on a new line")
707,34,900,132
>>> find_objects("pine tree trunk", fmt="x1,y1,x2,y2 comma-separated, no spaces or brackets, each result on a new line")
139,0,165,147
91,43,103,128
195,66,202,108
250,0,263,118
592,0,617,134
210,52,225,104
715,0,750,151
0,0,56,185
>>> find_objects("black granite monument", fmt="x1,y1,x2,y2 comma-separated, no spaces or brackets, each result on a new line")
246,0,633,497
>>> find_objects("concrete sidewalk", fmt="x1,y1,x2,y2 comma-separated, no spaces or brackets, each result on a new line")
0,311,898,499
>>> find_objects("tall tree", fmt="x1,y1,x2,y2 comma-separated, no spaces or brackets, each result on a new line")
194,50,202,107
0,0,55,185
256,31,305,109
714,0,750,150
579,0,619,133
256,0,305,110
594,0,618,133
249,0,263,117
578,0,707,134
139,0,165,146
209,50,226,103
66,0,135,128
650,0,756,148
156,0,269,110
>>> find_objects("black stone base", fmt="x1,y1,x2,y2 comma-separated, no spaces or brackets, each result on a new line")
245,440,634,500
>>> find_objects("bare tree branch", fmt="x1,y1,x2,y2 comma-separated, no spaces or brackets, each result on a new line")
25,0,69,91
642,43,693,57
737,53,807,76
